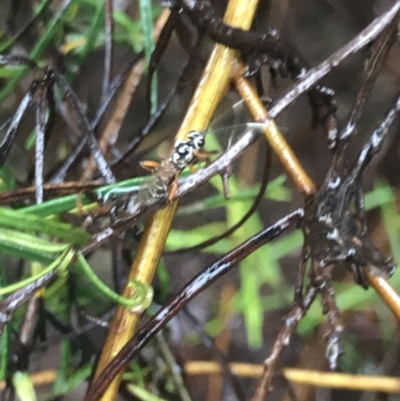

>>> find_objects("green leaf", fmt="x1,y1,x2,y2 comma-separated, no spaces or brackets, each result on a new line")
177,175,290,216
126,384,168,401
75,253,154,309
365,182,395,210
64,364,92,393
139,0,157,113
0,165,16,192
0,262,9,381
0,247,74,296
71,0,104,73
12,372,37,401
166,223,228,251
52,340,72,396
20,176,144,217
205,133,284,348
0,207,90,245
0,227,67,263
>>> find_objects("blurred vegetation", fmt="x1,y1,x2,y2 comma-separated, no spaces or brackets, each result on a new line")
0,0,400,400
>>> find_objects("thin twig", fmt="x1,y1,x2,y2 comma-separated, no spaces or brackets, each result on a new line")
103,0,114,98
269,2,400,118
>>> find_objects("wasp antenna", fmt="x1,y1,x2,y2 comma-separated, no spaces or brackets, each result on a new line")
232,99,245,113
246,122,288,133
246,122,271,130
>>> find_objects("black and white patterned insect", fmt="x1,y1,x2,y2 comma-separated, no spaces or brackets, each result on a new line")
136,130,206,206
102,99,264,209
101,120,266,210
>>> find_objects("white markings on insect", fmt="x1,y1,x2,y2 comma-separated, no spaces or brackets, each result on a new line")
246,122,272,130
121,122,269,208
137,130,206,206
101,184,141,202
170,131,205,169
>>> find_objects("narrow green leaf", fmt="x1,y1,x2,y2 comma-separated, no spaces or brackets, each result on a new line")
0,247,72,296
0,262,9,381
166,223,227,250
380,183,400,263
0,207,90,245
72,0,104,74
0,227,67,263
126,384,168,401
365,183,395,210
139,0,157,113
203,135,272,347
52,364,92,396
12,372,37,401
20,177,144,217
75,253,154,309
0,165,16,192
53,340,72,396
268,230,303,260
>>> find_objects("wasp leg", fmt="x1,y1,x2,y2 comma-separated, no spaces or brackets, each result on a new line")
195,150,232,198
188,164,198,173
76,191,86,216
167,171,180,202
195,150,218,160
74,191,96,229
140,160,161,172
188,150,213,170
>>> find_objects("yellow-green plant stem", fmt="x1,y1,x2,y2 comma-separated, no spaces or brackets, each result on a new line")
89,0,261,399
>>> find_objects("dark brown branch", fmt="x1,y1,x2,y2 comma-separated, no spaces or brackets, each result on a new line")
269,2,400,119
54,72,116,184
251,286,318,401
0,91,33,167
146,10,178,120
0,181,103,205
335,12,400,151
48,58,142,183
85,210,303,401
0,270,57,335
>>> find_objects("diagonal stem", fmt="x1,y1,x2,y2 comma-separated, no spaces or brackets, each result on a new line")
87,0,262,399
